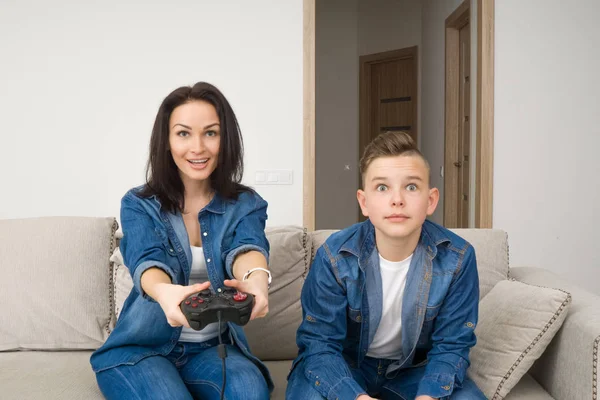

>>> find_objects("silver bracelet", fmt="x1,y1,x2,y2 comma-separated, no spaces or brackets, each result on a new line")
242,267,272,289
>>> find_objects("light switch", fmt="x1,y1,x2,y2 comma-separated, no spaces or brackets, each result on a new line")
254,170,293,185
255,171,266,183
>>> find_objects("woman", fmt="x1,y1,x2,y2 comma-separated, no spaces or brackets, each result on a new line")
91,82,272,400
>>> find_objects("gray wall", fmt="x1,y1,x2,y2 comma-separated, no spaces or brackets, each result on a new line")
316,0,422,230
315,0,360,230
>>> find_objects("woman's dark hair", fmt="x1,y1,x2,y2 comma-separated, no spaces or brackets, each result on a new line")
138,82,250,213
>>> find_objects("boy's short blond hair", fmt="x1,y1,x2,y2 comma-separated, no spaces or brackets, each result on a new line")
359,131,430,187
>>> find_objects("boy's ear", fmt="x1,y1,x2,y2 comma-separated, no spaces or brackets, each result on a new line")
357,189,369,217
427,187,440,216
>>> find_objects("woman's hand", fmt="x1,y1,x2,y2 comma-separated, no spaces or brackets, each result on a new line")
224,276,269,320
153,281,211,328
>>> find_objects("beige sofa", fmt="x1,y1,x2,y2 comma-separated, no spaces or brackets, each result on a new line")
0,217,598,400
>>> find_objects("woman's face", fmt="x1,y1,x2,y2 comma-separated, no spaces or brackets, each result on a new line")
168,100,221,186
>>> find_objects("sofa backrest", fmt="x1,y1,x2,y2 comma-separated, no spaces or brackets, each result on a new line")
0,216,118,352
111,225,509,361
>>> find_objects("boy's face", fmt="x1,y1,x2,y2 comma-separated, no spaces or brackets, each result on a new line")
357,154,439,245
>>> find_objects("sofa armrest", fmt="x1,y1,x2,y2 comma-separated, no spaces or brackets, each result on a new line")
510,266,600,400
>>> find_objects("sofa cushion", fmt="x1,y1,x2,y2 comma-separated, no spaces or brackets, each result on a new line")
244,226,308,360
451,229,509,299
264,360,293,400
504,374,555,400
468,280,571,399
0,350,102,399
0,217,117,351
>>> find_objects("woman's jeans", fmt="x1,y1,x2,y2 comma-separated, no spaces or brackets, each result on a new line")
96,335,269,400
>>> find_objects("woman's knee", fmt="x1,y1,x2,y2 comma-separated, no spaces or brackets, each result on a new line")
96,356,192,400
224,366,269,400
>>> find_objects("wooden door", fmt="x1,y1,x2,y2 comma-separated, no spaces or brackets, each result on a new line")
360,47,418,152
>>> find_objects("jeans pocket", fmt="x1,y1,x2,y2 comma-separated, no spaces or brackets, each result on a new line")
166,343,187,367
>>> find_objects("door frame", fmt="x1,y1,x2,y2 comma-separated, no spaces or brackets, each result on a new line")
444,0,495,228
443,0,470,228
303,0,495,230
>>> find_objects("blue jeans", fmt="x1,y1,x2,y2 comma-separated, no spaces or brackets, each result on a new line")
96,336,269,400
286,357,486,400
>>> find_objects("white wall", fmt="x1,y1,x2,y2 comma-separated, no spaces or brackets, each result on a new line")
421,0,477,225
495,0,600,294
0,0,303,227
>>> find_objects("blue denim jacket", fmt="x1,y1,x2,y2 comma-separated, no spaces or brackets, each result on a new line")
90,186,273,390
292,219,479,400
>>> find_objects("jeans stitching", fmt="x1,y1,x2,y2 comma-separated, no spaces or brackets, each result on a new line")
184,379,224,398
112,367,144,400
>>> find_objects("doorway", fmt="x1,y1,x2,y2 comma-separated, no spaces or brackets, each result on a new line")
358,46,419,222
303,0,495,231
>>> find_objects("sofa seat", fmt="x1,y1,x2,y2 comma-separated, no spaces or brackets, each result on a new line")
0,352,554,400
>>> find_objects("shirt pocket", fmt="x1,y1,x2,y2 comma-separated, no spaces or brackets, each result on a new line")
418,303,442,345
155,228,178,257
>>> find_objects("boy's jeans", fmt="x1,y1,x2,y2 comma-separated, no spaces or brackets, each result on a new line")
286,356,486,400
96,335,269,400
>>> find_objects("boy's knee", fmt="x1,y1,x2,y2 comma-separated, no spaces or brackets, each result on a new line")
286,366,325,400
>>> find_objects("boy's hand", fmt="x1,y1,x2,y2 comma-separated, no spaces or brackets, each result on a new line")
356,395,378,400
415,396,436,400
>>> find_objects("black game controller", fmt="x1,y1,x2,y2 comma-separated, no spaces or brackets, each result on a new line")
180,288,255,331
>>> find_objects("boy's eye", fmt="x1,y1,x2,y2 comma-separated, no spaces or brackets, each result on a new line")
206,130,218,137
376,184,387,192
406,184,417,191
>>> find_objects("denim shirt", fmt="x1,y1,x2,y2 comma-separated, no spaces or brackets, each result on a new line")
292,219,479,400
90,186,273,390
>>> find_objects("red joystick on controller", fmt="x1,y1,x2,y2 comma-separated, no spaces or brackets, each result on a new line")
233,291,247,302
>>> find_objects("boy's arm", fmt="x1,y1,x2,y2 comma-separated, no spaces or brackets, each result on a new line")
295,247,367,400
416,245,480,399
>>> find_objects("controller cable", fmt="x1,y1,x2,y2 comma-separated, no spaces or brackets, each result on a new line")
217,311,227,400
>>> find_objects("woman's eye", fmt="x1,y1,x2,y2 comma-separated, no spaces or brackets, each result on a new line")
177,131,189,137
376,184,387,192
206,130,218,137
406,184,417,191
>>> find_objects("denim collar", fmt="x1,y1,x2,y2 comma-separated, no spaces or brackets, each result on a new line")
148,191,227,215
339,219,453,269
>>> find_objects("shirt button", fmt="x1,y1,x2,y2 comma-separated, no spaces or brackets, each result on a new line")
169,249,174,253
207,258,211,262
203,232,208,236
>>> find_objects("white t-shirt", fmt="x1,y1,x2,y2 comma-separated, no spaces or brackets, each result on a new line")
366,252,412,360
179,246,223,342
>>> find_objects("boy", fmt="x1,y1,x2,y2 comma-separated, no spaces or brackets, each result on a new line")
286,132,486,400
